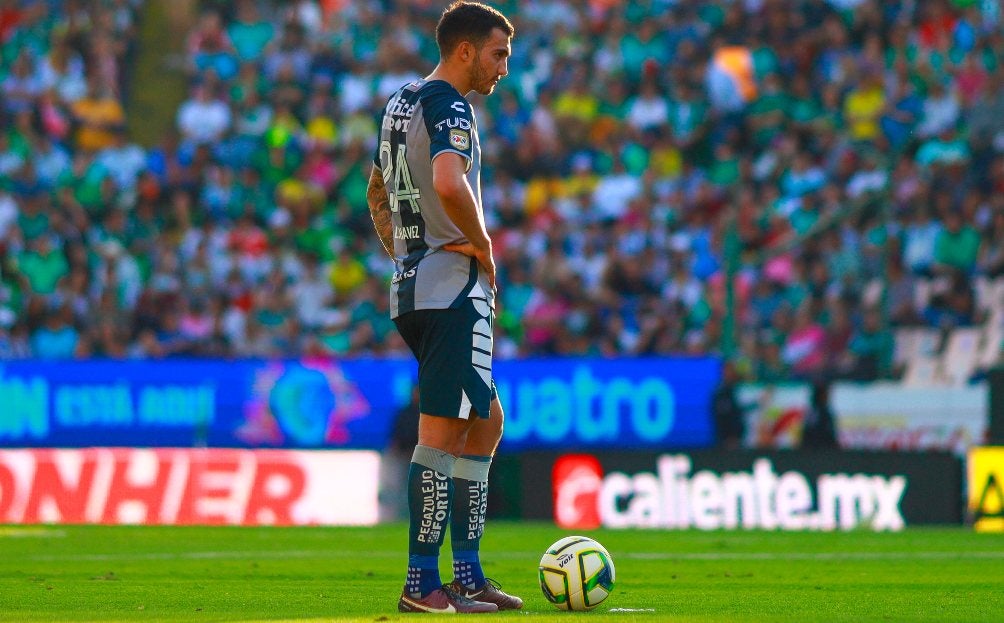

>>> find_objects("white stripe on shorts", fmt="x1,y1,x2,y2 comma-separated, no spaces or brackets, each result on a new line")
459,388,472,419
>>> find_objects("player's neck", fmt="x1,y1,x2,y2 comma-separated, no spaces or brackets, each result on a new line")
426,63,471,96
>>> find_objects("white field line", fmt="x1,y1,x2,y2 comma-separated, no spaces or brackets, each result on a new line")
625,551,1004,561
13,549,1004,563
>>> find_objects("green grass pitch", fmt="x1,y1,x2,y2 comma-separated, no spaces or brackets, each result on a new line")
1,523,1002,622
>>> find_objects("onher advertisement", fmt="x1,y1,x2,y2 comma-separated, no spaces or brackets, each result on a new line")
0,448,379,526
0,357,720,451
525,451,962,532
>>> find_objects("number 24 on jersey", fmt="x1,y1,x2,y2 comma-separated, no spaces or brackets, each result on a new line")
378,140,421,214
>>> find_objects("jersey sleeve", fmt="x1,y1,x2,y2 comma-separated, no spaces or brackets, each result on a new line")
421,83,474,171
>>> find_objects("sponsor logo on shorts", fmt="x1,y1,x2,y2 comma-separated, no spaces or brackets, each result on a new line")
392,268,417,284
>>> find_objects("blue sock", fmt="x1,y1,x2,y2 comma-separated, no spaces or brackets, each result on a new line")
451,455,491,590
453,550,485,591
406,446,456,597
406,555,440,598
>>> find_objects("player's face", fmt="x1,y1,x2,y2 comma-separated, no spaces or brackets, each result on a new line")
470,28,511,96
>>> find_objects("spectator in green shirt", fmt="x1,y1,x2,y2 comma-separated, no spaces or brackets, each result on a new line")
934,210,981,274
747,73,789,147
843,308,894,381
17,236,68,297
227,0,274,62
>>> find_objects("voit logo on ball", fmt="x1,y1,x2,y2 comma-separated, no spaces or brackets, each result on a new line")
552,454,907,532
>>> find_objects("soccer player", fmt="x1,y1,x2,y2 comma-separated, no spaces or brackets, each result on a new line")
365,2,523,615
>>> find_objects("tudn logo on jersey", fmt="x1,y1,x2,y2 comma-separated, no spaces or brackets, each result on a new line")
449,129,470,150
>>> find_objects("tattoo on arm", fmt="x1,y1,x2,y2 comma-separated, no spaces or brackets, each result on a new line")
366,166,395,259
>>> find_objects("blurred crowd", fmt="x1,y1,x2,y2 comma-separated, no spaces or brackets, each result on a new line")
1,0,1003,382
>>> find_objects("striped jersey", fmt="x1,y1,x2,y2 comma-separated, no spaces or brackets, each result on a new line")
373,78,494,319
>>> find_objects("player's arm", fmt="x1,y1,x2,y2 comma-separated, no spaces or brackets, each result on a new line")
433,152,496,290
366,164,395,259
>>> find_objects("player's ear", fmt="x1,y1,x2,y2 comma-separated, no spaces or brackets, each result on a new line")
457,40,474,63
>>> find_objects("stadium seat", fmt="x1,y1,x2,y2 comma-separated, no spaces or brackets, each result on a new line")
989,278,1004,315
990,308,1004,330
893,328,919,369
940,328,981,386
895,328,943,377
974,276,993,314
979,324,1004,370
902,354,941,387
862,278,883,308
913,278,933,312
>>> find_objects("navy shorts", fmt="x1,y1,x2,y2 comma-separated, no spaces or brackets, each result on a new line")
394,297,497,420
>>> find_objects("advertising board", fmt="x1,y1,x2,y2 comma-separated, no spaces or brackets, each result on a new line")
524,450,962,531
968,446,1004,532
0,448,379,526
0,357,719,451
833,384,986,454
738,383,987,453
495,357,719,450
0,359,415,449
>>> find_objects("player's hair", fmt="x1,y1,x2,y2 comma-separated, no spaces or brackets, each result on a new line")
435,1,514,58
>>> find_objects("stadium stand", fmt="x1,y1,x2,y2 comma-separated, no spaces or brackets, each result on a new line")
0,0,1002,385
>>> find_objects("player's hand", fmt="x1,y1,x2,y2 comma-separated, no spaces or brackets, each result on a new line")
442,242,497,292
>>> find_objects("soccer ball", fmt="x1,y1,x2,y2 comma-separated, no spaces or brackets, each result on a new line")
538,535,616,611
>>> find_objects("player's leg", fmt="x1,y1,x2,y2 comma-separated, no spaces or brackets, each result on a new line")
448,396,523,610
447,296,499,594
395,308,497,613
401,413,497,613
403,414,473,598
450,396,501,588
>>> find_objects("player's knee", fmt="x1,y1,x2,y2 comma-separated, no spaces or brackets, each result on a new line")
418,415,475,454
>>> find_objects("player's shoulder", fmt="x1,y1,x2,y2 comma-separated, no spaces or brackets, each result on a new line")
419,79,463,100
418,80,471,115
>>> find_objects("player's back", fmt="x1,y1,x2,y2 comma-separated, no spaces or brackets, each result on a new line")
375,79,492,318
